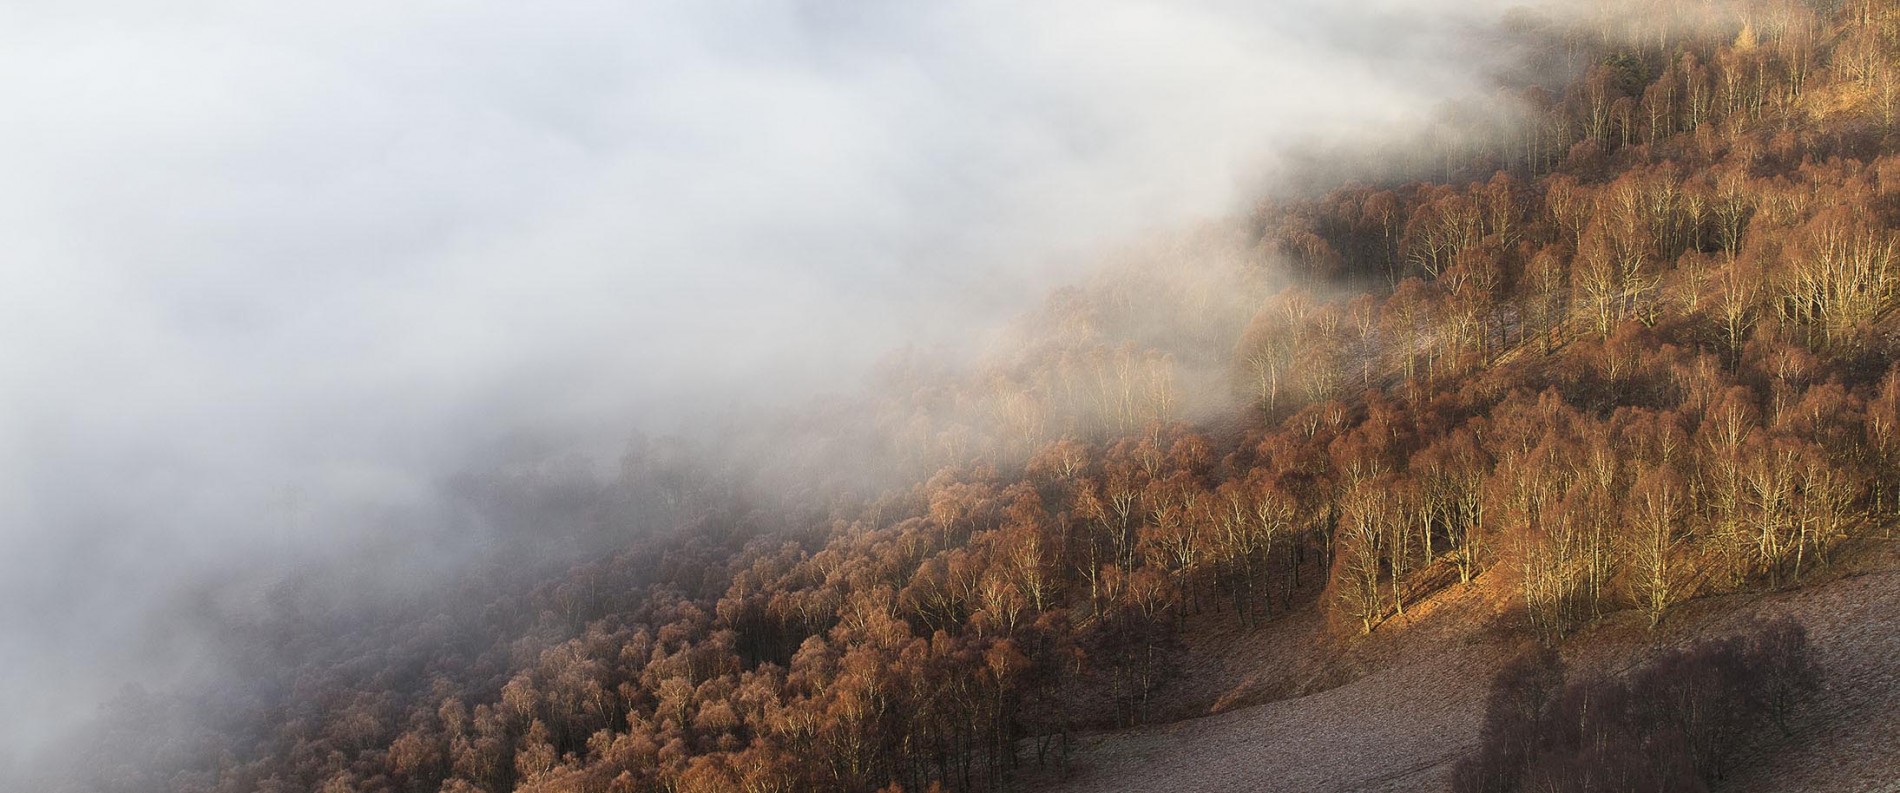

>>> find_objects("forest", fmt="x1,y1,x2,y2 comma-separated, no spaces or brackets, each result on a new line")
62,0,1900,791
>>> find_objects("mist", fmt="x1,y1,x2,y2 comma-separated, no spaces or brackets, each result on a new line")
0,0,1581,778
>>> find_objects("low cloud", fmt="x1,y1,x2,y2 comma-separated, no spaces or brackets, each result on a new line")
0,0,1580,772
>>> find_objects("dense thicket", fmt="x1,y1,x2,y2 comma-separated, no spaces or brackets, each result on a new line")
1451,618,1818,792
67,1,1900,791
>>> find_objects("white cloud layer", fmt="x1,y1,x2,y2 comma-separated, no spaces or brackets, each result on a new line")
0,0,1562,767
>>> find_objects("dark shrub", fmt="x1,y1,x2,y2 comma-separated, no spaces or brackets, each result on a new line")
1452,618,1818,793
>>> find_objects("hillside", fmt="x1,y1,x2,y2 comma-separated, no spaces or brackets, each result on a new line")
1039,545,1900,792
50,1,1900,792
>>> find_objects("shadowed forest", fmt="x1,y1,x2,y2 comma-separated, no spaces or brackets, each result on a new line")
57,1,1900,791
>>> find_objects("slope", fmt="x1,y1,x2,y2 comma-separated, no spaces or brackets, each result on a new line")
1038,544,1900,793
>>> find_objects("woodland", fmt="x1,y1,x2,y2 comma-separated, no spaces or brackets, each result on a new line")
66,0,1900,791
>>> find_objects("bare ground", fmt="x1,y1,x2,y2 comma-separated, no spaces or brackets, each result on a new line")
1028,545,1900,793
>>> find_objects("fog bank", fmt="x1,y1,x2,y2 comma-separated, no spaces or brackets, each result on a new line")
0,0,1573,772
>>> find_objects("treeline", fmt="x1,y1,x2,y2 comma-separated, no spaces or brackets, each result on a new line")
70,1,1900,791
